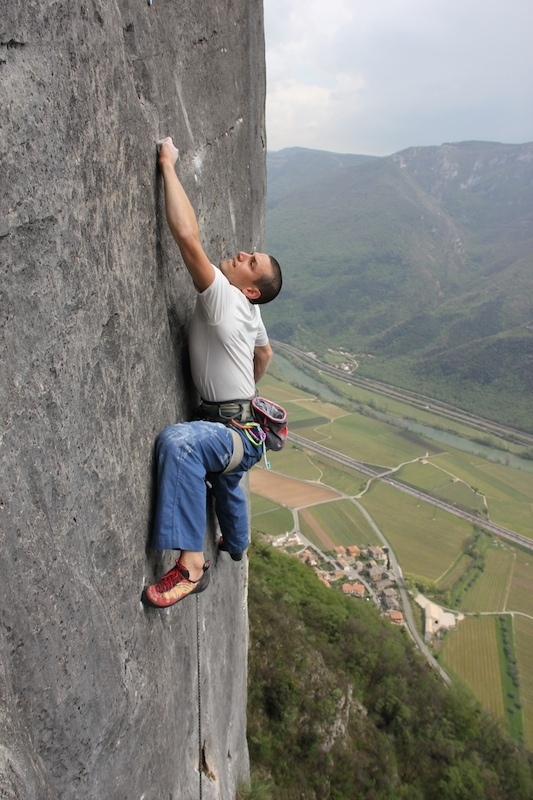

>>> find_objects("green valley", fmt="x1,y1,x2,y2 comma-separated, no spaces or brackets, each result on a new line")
245,350,533,798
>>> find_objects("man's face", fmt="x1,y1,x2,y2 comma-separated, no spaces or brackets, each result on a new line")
219,251,272,300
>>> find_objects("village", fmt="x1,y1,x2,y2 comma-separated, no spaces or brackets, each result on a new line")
268,532,405,626
265,531,464,645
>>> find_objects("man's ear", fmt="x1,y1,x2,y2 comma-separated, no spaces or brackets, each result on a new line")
243,285,261,301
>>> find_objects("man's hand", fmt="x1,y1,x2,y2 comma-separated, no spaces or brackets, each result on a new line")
157,137,179,168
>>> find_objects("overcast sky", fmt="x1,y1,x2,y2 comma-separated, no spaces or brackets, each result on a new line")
264,0,533,156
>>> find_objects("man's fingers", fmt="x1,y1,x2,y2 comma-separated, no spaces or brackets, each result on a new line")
157,136,179,162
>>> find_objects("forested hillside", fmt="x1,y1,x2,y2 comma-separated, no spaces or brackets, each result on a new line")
246,537,533,800
264,142,533,431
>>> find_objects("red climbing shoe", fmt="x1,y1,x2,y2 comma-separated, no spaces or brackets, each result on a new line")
145,560,210,607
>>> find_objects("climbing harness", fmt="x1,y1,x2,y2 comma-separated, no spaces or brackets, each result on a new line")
195,395,287,471
196,399,253,424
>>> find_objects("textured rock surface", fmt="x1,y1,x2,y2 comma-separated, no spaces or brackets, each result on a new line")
0,1,266,798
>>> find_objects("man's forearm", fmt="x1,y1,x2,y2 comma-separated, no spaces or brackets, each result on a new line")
254,344,273,383
160,160,200,251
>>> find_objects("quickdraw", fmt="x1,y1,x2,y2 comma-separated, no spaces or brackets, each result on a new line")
231,420,271,469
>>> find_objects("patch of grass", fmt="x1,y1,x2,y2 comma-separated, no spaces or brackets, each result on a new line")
496,615,525,743
514,615,533,750
259,444,322,481
437,551,472,591
316,412,433,468
251,506,294,538
250,493,281,515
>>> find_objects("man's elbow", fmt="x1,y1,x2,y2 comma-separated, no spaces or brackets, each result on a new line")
173,227,199,254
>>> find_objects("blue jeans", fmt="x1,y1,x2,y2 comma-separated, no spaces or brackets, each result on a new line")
152,421,263,554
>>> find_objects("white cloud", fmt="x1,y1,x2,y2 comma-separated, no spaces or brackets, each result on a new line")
267,75,366,153
264,0,533,154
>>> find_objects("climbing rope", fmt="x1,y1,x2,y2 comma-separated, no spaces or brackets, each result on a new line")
196,594,203,799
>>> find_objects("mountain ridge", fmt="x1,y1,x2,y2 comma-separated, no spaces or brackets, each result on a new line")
264,141,533,430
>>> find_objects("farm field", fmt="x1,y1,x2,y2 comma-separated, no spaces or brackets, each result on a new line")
263,442,323,482
461,545,515,612
440,616,505,722
262,443,369,495
424,451,533,538
506,550,533,617
254,364,533,746
300,499,380,550
250,501,293,538
357,482,472,581
260,371,533,540
306,413,442,469
249,495,280,515
396,460,481,513
250,495,291,538
249,468,339,508
461,546,515,612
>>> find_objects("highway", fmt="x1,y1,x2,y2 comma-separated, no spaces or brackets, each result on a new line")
273,340,533,448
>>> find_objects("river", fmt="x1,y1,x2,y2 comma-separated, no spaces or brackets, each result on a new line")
274,353,533,474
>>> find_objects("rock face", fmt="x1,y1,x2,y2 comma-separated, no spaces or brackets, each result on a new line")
0,2,266,798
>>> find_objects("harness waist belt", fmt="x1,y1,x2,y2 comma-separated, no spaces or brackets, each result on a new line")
199,399,253,423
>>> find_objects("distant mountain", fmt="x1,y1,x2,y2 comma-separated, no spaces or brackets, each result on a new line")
263,142,533,431
267,147,377,205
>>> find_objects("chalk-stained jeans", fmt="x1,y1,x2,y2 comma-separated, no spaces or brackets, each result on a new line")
151,421,263,554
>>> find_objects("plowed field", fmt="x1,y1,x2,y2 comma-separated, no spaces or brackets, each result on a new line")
250,468,339,507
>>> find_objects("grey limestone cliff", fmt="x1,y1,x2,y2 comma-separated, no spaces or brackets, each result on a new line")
0,1,266,798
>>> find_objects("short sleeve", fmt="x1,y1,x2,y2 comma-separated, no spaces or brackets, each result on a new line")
195,267,233,326
255,315,269,347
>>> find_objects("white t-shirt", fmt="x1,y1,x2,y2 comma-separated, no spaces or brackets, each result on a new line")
189,266,269,402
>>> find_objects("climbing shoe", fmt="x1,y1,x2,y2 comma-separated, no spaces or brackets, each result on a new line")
145,560,210,607
218,538,244,562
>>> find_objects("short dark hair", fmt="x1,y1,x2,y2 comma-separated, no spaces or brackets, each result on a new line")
251,256,282,305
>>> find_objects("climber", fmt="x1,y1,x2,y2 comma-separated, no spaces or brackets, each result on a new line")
144,136,282,608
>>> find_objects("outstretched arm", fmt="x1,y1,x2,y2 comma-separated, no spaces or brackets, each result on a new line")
157,137,215,293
